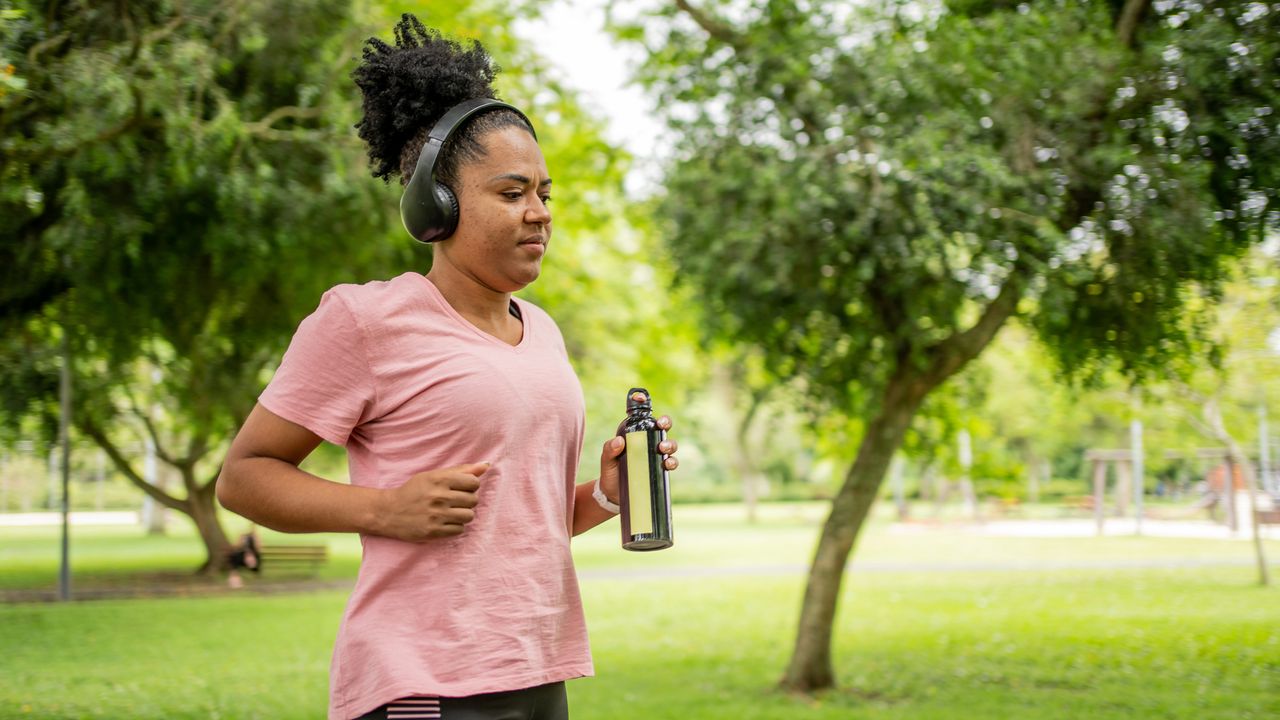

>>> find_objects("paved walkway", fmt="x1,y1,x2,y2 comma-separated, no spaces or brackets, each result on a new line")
0,510,140,527
5,511,1274,536
578,556,1268,581
9,554,1265,603
890,516,1279,540
5,514,1273,602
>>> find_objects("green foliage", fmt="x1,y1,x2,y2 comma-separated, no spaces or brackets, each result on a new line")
616,1,1279,686
615,0,1278,416
0,1,437,566
482,35,709,456
932,247,1280,500
1138,247,1280,462
1,1,403,444
0,0,708,570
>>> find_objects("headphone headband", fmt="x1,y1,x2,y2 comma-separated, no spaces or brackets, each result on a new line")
400,98,536,243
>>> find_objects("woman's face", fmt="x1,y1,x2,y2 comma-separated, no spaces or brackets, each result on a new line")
438,125,552,293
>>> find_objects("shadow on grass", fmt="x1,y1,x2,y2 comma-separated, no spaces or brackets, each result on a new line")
1,570,353,603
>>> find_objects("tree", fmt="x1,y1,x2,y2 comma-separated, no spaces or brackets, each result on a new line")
1,0,706,571
1147,248,1280,585
613,0,1278,691
1,0,410,570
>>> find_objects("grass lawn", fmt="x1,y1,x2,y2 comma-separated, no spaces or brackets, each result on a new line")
1,503,1277,719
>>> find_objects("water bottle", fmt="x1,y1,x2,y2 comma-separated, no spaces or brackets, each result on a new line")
617,388,674,551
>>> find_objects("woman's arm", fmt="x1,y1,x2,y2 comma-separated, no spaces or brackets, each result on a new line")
217,403,486,541
572,419,678,536
572,472,621,536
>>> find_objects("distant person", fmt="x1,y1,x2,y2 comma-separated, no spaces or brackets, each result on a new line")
225,530,260,590
215,14,679,720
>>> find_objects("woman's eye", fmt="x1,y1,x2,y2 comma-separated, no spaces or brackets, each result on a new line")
540,195,552,204
503,191,522,200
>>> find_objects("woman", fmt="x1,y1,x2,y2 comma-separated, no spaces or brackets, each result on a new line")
216,15,678,720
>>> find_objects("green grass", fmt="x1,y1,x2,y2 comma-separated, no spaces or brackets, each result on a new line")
4,503,1273,590
1,504,1278,719
580,568,1279,720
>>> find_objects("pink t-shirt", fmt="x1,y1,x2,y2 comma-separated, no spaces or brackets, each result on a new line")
258,272,591,720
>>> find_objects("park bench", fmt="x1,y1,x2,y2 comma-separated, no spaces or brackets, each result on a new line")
257,543,329,577
1064,495,1095,511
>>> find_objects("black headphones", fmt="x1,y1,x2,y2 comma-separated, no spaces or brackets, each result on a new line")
400,97,537,243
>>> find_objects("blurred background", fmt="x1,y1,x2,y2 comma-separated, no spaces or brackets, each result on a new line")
1,0,1277,718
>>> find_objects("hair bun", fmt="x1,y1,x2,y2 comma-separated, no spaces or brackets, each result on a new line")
352,14,499,183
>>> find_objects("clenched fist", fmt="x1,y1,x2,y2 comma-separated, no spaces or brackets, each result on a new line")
375,462,489,542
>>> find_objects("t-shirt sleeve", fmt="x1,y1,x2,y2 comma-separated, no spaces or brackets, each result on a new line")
258,290,376,447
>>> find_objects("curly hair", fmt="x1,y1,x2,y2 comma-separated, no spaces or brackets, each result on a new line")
351,14,533,188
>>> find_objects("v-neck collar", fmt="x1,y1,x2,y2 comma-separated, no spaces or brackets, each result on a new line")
413,273,531,351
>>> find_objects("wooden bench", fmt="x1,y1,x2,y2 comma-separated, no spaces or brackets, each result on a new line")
257,544,329,577
1255,509,1280,525
1064,495,1095,511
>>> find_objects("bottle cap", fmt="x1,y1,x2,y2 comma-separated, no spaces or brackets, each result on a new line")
627,387,651,412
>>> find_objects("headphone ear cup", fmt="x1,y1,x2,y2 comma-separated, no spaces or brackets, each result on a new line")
434,184,460,240
401,99,534,242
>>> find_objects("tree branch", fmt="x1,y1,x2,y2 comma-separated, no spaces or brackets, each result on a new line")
1179,404,1215,439
183,435,210,472
200,467,221,498
142,12,187,46
8,85,148,163
672,0,825,143
243,105,326,134
924,273,1024,385
77,415,187,512
1115,0,1152,49
123,386,181,467
243,126,342,144
25,31,70,66
211,0,252,51
121,0,140,64
673,0,745,49
128,404,179,467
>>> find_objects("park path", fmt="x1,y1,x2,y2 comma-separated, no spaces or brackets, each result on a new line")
578,556,1264,581
5,515,1273,602
5,557,1265,604
0,510,139,527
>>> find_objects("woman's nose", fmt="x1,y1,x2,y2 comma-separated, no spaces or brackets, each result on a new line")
527,197,551,224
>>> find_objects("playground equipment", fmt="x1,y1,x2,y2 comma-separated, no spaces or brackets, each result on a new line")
1084,446,1277,534
1162,448,1276,533
1082,414,1147,536
1083,448,1140,536
1087,444,1272,585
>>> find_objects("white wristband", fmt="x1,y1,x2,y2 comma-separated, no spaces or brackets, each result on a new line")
592,479,620,514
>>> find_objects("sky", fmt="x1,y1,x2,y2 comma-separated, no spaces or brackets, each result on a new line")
514,0,667,193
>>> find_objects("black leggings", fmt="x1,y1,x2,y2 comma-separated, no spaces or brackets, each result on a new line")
353,681,568,720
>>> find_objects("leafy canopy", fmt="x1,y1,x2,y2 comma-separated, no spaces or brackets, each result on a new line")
615,0,1277,413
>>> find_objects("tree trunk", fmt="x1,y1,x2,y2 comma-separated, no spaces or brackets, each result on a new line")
780,369,929,692
188,473,233,574
738,386,769,524
1115,0,1152,48
1202,397,1271,587
78,416,232,574
779,274,1023,692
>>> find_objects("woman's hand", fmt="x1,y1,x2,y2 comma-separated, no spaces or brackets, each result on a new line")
597,414,679,505
374,462,489,541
